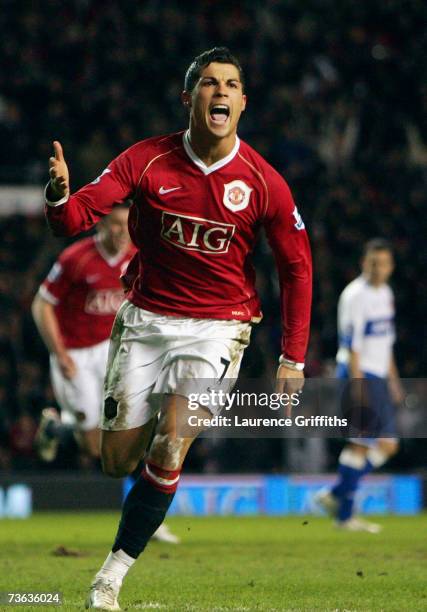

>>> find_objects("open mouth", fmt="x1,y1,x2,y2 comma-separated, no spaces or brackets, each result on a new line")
209,105,230,125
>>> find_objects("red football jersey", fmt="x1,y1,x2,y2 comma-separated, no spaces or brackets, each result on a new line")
40,236,135,348
46,131,312,361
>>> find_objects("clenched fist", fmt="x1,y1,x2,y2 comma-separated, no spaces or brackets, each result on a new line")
49,141,69,200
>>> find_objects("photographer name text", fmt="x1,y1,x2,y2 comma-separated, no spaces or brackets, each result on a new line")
188,415,348,428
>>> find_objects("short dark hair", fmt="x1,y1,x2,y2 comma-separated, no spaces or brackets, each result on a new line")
363,238,393,257
184,47,244,92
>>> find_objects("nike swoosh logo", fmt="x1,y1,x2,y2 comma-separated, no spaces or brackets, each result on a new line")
159,186,182,195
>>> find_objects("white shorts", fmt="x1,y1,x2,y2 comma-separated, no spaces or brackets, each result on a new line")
50,339,110,431
102,300,252,431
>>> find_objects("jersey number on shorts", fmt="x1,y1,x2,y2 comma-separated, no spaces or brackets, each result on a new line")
218,357,231,383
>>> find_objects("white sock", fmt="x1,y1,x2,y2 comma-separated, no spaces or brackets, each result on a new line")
339,448,367,470
97,549,135,583
366,446,388,468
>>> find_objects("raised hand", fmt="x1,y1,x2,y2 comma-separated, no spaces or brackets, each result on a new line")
49,141,70,200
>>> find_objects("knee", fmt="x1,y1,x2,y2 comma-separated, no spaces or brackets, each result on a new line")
347,443,369,456
101,455,138,478
89,447,101,460
83,433,101,460
378,440,399,457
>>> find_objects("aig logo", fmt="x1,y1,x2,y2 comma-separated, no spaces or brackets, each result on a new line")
85,289,125,314
161,211,235,254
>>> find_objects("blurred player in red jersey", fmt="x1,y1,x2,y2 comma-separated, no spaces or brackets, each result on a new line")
44,47,312,610
32,204,134,461
32,205,179,545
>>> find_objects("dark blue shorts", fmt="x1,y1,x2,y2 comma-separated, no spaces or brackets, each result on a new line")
336,364,397,443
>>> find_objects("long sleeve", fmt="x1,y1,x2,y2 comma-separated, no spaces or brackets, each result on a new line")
338,288,366,354
45,146,138,236
263,173,312,363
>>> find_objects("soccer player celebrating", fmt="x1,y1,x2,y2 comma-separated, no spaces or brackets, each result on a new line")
316,239,403,532
44,47,312,609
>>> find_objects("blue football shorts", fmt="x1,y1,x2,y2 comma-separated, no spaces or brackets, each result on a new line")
336,364,397,445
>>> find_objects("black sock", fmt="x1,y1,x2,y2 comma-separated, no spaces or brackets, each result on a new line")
44,419,61,438
45,419,75,444
129,460,145,482
58,423,76,446
112,465,179,558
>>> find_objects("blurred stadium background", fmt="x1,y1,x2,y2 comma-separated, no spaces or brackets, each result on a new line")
0,1,426,517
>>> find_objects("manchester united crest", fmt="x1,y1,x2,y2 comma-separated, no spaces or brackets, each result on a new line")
223,180,252,212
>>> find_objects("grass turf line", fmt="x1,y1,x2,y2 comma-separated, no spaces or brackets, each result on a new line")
0,513,425,611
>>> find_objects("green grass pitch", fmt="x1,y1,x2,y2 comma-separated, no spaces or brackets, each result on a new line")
0,513,426,611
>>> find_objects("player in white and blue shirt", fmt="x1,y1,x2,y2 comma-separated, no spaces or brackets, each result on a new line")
337,275,396,381
316,239,404,532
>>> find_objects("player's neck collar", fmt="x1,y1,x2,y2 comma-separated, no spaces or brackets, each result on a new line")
361,274,386,290
183,130,240,175
94,235,125,267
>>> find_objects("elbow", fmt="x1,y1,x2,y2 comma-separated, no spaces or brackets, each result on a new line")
283,259,312,285
45,219,77,238
44,205,79,237
31,294,41,323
